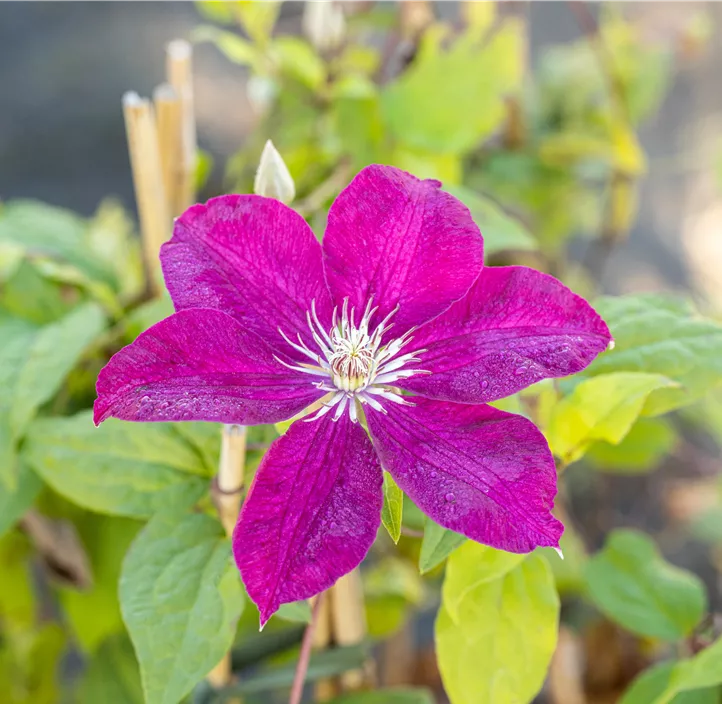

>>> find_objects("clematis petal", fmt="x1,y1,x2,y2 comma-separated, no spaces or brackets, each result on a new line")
399,266,611,404
161,195,333,360
234,413,382,627
323,165,483,337
94,309,324,426
367,398,562,553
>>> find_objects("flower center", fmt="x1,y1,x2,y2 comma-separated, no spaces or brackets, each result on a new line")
275,299,428,422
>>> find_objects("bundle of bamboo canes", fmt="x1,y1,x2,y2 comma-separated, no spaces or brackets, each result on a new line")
122,39,196,294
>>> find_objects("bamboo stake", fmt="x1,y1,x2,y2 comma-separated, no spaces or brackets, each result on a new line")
153,83,182,219
216,424,248,536
330,569,374,690
312,594,338,701
122,92,169,293
207,424,247,691
206,654,232,690
166,39,197,215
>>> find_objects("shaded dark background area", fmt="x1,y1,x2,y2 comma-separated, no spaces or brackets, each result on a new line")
2,1,721,300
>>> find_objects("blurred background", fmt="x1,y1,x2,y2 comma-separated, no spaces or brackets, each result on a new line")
2,2,722,703
3,1,721,298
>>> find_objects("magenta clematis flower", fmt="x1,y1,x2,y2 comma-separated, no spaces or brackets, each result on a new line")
94,165,611,625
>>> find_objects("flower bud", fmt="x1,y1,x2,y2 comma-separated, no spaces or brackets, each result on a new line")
253,139,295,204
302,1,346,53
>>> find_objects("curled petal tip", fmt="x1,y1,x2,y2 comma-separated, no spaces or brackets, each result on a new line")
253,139,295,204
607,339,616,351
553,547,564,560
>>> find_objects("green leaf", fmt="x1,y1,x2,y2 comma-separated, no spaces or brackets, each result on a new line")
381,472,403,543
77,633,143,704
586,294,722,415
0,200,115,286
381,20,522,154
583,530,707,641
390,146,462,185
232,0,280,45
658,636,722,702
0,623,66,704
271,36,326,91
0,462,42,540
547,372,676,464
0,258,77,324
331,83,385,169
193,26,259,68
275,600,312,624
419,519,466,574
23,412,211,518
620,661,718,704
328,688,435,704
366,557,424,605
587,417,677,474
444,185,537,255
436,551,559,704
119,512,244,704
0,303,106,488
0,530,35,630
122,294,174,340
86,200,144,303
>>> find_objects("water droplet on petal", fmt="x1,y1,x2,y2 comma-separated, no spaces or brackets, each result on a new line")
481,380,489,391
430,471,438,479
514,366,527,376
445,492,455,503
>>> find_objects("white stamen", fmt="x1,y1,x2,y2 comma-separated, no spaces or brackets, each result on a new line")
282,299,427,422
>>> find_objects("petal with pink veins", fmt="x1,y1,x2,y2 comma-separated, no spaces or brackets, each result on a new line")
94,309,324,426
400,266,611,404
234,413,382,627
367,397,563,553
161,195,333,360
323,165,484,338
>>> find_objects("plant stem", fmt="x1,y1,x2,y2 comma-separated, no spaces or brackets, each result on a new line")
289,594,325,704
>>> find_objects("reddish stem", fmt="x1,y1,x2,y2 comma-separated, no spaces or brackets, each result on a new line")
289,594,325,704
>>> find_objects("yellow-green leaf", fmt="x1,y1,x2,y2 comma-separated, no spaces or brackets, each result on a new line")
382,20,522,154
436,549,559,704
587,417,677,474
547,372,676,464
441,542,526,622
192,26,260,68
